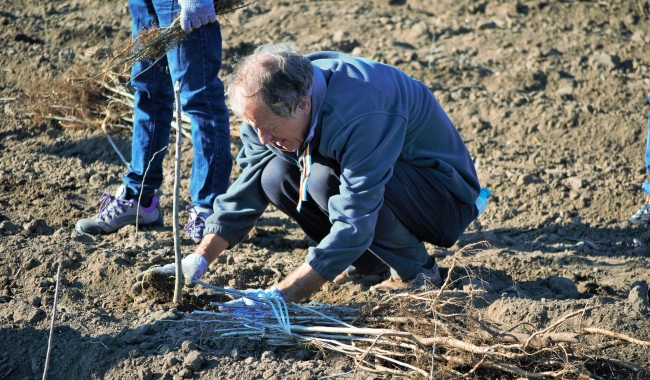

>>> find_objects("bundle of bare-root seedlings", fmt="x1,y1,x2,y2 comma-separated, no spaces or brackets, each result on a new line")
28,66,192,165
27,67,121,129
29,1,256,150
181,258,650,379
106,0,254,77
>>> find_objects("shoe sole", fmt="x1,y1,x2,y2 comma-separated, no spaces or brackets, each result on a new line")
76,219,164,235
629,218,650,224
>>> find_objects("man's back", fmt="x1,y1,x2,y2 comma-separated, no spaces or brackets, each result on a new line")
308,51,480,205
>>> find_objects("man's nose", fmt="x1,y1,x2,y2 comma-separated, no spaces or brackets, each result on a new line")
257,129,273,145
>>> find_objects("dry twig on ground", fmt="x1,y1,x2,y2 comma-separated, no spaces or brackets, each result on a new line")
42,264,62,380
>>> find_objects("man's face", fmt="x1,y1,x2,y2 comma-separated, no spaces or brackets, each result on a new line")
242,97,312,152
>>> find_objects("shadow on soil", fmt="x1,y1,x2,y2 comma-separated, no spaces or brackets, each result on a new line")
462,222,650,257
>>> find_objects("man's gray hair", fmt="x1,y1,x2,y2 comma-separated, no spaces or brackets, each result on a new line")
228,43,314,119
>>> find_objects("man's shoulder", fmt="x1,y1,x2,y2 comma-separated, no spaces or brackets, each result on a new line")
307,51,377,71
306,51,347,62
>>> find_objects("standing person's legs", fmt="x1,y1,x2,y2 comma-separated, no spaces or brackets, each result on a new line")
629,91,650,223
123,0,175,201
151,0,232,239
162,15,232,210
127,0,232,204
74,0,170,235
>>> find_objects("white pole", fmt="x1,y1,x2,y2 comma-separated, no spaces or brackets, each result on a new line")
173,81,183,304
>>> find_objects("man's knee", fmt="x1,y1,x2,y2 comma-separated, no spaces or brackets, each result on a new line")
261,157,296,205
374,206,422,246
306,160,340,208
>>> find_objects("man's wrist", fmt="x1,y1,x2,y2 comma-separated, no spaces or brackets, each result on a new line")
195,233,229,265
268,285,285,301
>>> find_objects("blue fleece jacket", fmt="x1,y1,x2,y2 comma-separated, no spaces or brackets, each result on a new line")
204,52,480,281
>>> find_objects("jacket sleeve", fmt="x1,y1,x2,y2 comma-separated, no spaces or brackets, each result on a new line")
305,112,407,281
203,122,276,246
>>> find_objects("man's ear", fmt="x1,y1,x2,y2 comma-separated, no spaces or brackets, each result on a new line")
298,97,311,112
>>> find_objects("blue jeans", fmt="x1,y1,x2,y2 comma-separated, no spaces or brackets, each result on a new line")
260,153,477,281
642,93,650,195
124,0,232,209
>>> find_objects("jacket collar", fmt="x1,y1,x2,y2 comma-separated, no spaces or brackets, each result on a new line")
300,65,326,152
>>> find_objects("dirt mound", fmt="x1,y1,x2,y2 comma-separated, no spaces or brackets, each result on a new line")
1,0,649,378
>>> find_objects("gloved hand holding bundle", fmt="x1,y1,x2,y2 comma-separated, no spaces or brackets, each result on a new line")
178,0,217,33
218,286,286,317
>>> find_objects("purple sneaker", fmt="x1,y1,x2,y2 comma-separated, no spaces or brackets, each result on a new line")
183,205,213,241
75,185,164,235
629,201,650,224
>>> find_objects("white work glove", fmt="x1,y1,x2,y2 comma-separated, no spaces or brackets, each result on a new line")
178,0,216,33
219,286,285,316
131,253,208,294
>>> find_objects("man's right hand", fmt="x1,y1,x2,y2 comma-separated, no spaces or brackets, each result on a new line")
131,253,208,295
218,286,286,316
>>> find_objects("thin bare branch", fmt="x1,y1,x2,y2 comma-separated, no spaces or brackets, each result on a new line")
582,327,650,346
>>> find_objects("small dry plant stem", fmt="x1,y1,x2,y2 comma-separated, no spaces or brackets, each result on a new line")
583,327,650,346
136,147,167,231
523,306,596,349
101,101,130,166
42,264,62,380
427,31,437,75
172,81,183,303
429,313,438,380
